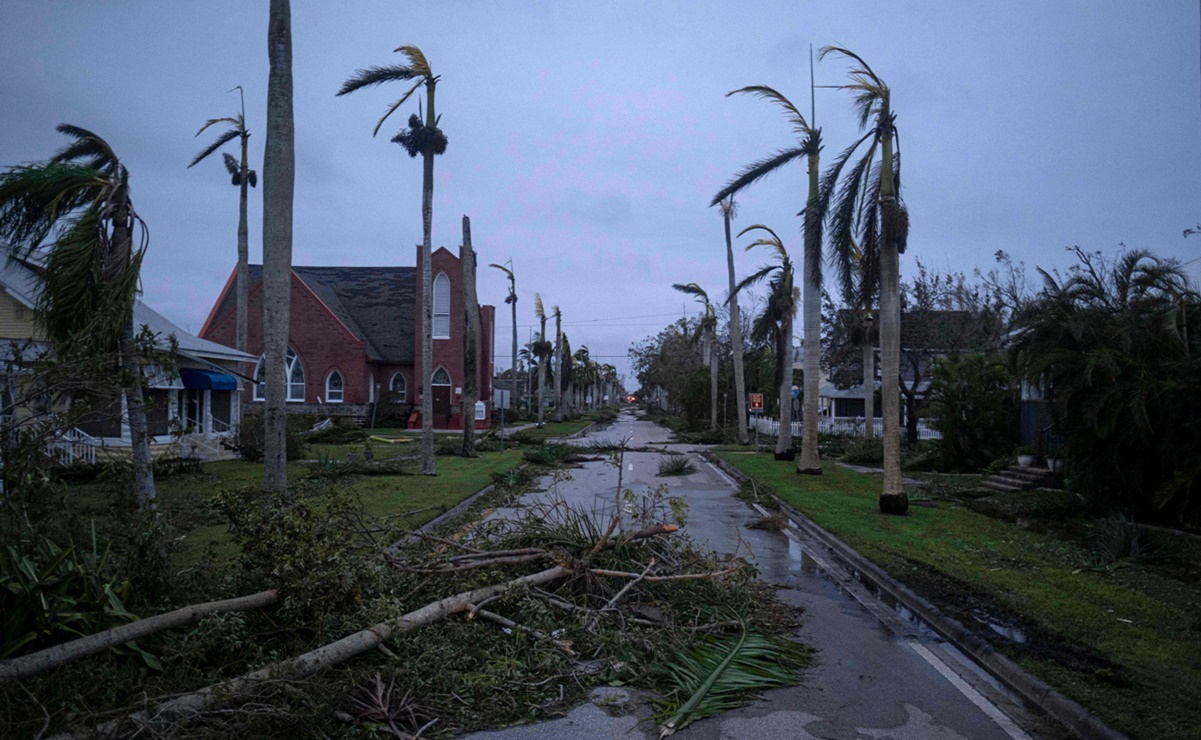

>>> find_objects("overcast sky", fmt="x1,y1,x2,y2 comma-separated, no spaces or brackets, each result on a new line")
3,1,1199,388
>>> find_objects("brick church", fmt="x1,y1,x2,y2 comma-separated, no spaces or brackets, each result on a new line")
199,246,494,429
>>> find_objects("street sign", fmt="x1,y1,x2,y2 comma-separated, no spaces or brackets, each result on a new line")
749,393,764,413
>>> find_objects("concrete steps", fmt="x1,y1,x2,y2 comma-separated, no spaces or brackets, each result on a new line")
978,465,1060,494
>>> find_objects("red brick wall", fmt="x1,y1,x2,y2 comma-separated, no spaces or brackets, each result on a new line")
201,271,372,406
414,247,495,428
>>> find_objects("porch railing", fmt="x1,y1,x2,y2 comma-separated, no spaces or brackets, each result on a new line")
49,427,99,466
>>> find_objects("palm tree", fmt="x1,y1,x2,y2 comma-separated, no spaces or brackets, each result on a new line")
819,46,910,514
672,283,719,430
718,197,749,444
460,215,479,457
712,82,825,473
574,346,591,410
732,225,798,457
338,44,446,476
188,88,256,355
552,306,563,422
262,0,295,493
533,295,549,426
559,332,574,415
0,125,157,508
490,261,518,417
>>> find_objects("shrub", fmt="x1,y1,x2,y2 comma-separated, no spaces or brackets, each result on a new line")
928,353,1017,472
841,438,884,465
0,530,157,668
522,444,572,466
237,409,305,462
656,454,697,477
212,483,386,622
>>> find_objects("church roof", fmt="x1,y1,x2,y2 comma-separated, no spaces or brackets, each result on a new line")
212,265,418,363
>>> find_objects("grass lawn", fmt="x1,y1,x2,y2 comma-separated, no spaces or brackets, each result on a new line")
511,418,595,441
62,448,525,570
715,451,1201,740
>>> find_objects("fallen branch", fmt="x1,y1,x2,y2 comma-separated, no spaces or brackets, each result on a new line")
471,606,576,656
54,566,572,739
588,558,655,632
394,551,549,574
0,590,279,683
589,567,737,582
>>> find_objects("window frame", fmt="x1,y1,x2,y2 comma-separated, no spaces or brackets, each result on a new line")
253,349,305,402
325,369,344,404
389,372,407,403
433,271,451,339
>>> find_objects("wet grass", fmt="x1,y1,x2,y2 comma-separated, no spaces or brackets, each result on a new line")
714,451,1201,740
510,418,594,442
60,449,526,570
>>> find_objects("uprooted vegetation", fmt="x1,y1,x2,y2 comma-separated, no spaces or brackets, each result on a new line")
2,454,808,738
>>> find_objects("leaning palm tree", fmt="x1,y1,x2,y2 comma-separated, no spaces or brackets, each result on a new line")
717,197,749,444
712,82,825,473
490,261,518,416
0,125,157,508
732,225,798,457
338,44,446,476
533,295,549,427
188,88,256,355
262,0,295,492
672,283,719,430
819,46,910,514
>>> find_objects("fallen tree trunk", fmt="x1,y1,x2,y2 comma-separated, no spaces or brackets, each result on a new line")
0,589,279,683
58,566,571,739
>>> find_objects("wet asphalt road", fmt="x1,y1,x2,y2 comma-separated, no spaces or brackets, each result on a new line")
467,411,1070,740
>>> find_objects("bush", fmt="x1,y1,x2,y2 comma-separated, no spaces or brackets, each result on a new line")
237,409,305,462
0,530,156,668
373,391,412,427
841,438,884,465
656,454,697,477
928,353,1017,472
212,483,386,622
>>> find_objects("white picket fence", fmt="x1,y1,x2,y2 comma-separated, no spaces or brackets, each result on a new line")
749,415,941,440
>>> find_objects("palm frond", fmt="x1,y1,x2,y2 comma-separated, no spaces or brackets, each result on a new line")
194,116,241,137
653,627,809,737
222,152,240,179
732,265,777,298
671,282,709,301
0,163,101,250
534,293,544,319
50,125,117,175
393,45,431,77
337,64,419,96
726,85,809,135
373,79,425,137
710,147,808,207
189,127,240,168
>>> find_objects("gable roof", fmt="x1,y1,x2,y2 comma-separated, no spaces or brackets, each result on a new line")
0,255,254,363
211,265,418,363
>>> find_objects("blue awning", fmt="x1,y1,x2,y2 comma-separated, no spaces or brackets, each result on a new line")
179,368,238,391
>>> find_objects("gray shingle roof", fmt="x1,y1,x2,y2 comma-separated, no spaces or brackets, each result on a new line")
213,265,417,363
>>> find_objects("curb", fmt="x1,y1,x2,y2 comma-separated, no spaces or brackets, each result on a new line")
706,453,1130,740
386,463,529,554
558,422,596,439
